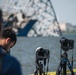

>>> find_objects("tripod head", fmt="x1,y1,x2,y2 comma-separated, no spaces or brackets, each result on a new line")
61,51,68,58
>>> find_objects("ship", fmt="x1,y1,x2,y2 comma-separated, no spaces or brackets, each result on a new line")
1,0,62,37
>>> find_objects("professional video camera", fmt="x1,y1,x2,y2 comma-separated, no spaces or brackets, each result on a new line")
36,47,50,60
60,37,74,51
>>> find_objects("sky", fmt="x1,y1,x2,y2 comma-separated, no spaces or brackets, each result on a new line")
51,0,76,25
0,0,76,25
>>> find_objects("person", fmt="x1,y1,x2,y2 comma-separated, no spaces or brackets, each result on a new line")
0,28,22,75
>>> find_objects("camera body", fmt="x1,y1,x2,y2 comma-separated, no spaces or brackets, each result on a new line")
60,37,74,51
36,47,50,60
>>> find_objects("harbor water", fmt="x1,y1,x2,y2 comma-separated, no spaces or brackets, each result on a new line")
11,33,76,75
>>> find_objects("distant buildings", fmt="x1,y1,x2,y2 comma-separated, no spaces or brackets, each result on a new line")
59,22,66,32
59,22,76,32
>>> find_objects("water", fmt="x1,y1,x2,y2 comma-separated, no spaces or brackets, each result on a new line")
10,33,76,75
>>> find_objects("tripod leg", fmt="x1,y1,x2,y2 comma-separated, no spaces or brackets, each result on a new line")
63,61,67,75
34,64,39,75
39,67,45,75
34,69,38,75
67,59,74,75
39,69,43,75
56,62,63,75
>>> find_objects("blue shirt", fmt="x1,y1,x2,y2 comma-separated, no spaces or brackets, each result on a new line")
0,46,22,75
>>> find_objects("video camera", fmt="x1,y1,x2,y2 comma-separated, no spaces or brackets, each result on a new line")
34,47,50,75
60,37,74,51
36,47,50,60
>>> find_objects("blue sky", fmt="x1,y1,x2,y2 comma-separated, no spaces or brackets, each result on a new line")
51,0,76,25
0,0,76,25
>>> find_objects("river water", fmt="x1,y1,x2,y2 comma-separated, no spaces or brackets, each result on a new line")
10,33,76,75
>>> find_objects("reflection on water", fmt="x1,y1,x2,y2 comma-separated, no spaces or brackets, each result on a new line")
11,33,76,75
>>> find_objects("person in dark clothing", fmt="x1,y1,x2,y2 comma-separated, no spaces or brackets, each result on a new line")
0,28,22,75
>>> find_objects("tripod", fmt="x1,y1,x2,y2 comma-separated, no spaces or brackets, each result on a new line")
34,60,46,75
56,50,74,75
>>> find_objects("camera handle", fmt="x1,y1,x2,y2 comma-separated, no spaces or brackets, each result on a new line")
56,50,74,75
